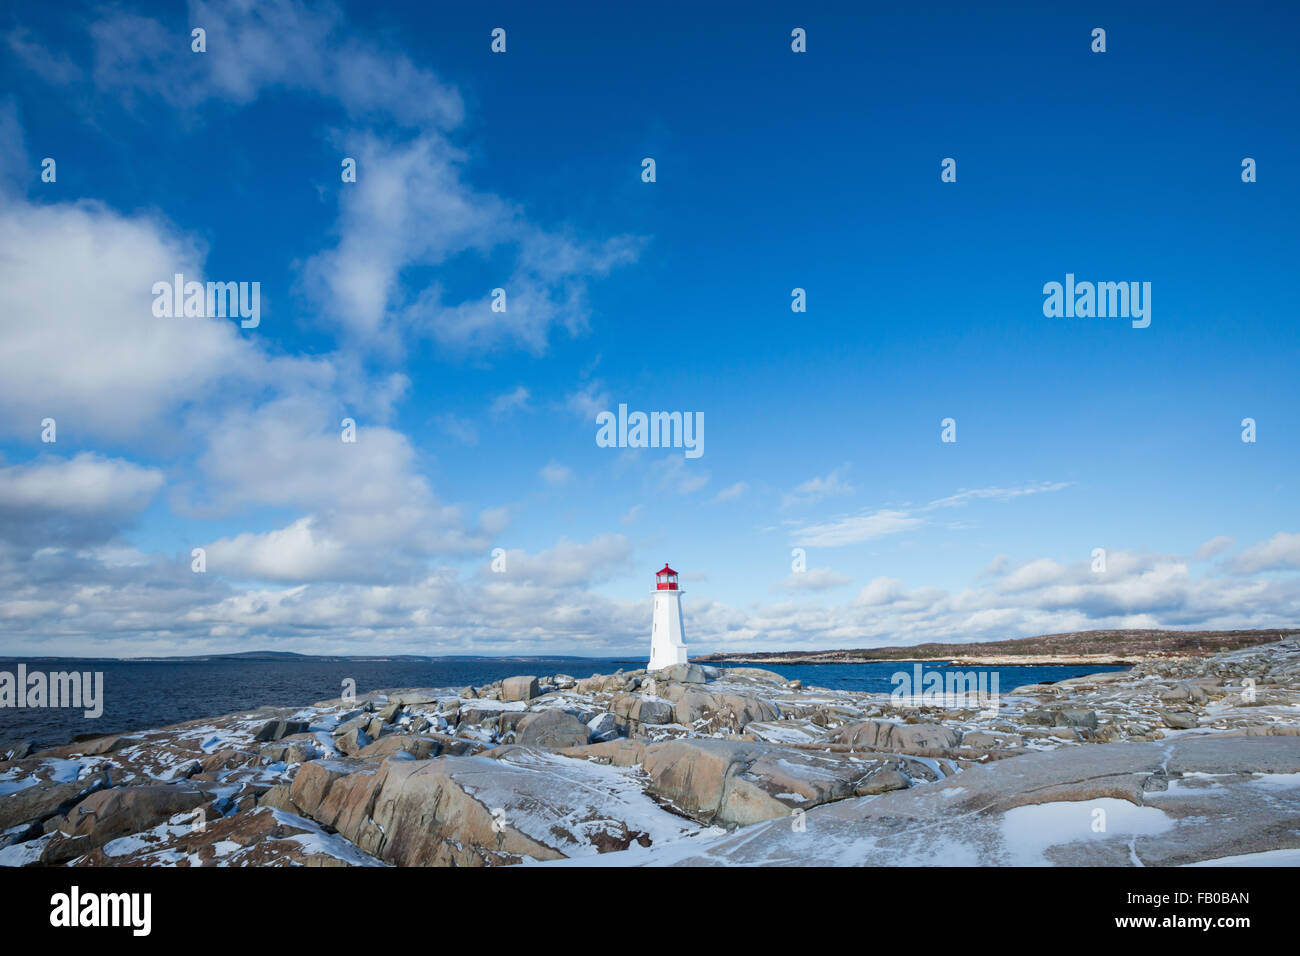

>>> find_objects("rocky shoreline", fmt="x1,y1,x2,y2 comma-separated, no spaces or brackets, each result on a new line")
2,641,1299,867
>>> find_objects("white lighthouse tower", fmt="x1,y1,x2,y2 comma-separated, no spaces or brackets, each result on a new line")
649,562,689,671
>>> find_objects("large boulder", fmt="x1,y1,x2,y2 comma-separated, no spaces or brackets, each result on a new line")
332,714,370,738
567,737,920,827
818,720,962,753
501,676,540,702
576,673,629,695
254,719,312,742
0,765,112,830
587,713,619,742
335,727,372,756
611,693,675,729
672,690,781,734
289,759,376,816
374,702,402,723
258,736,321,765
717,667,788,684
42,783,209,863
515,710,591,749
651,662,708,684
287,749,699,866
357,735,443,760
0,740,35,761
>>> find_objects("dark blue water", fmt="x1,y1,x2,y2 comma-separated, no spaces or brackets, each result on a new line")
745,661,1130,695
0,658,1129,749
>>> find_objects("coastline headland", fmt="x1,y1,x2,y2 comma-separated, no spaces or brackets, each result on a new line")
691,627,1300,667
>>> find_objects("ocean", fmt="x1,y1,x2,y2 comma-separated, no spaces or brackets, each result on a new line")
0,657,1130,749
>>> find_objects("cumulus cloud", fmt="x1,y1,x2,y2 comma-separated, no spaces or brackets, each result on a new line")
1232,532,1300,574
193,397,489,583
302,131,640,354
480,534,632,588
1,532,1299,657
0,196,322,443
0,454,164,547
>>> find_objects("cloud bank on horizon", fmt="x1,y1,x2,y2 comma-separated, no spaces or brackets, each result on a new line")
0,1,1297,657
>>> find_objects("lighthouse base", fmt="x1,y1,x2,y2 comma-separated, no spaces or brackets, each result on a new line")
649,642,688,672
649,589,689,672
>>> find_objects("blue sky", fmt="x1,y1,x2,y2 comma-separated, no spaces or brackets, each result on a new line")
0,0,1297,657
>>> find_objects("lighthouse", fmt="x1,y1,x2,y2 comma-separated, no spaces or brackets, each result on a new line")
649,563,689,671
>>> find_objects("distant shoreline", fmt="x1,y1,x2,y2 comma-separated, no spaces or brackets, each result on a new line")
695,654,1143,667
692,627,1300,668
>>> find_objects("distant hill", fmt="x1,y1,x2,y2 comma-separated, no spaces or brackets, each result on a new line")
694,628,1300,665
2,651,627,663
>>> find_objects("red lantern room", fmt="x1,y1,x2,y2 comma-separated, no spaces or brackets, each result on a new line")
655,563,679,590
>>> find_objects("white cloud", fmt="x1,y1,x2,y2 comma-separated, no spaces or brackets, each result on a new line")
89,0,462,127
926,481,1072,510
1,533,1299,657
782,465,854,508
490,386,531,418
436,413,478,446
303,131,640,354
997,558,1064,593
540,462,573,487
651,457,709,496
1232,532,1300,574
789,481,1072,549
0,196,325,443
855,577,907,606
0,453,162,516
5,28,83,86
711,481,748,503
984,554,1012,576
192,397,489,583
1194,535,1234,561
567,381,610,419
792,509,921,548
480,534,632,588
0,454,164,547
